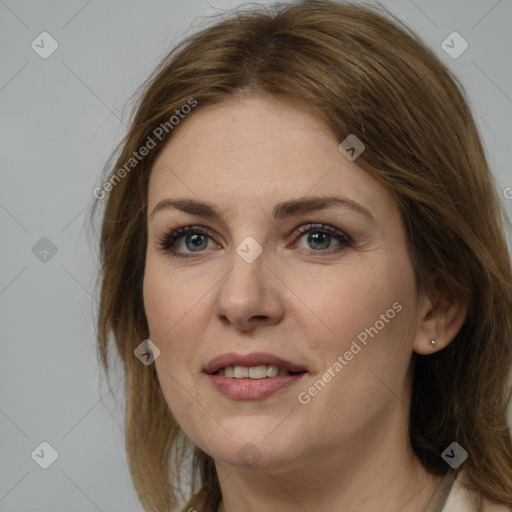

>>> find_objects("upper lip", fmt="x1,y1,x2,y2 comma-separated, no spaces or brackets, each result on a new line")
204,352,308,374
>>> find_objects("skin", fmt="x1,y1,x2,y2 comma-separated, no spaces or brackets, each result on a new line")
143,93,467,511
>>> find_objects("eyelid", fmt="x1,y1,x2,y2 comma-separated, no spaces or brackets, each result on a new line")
155,225,217,254
155,222,354,259
292,223,352,243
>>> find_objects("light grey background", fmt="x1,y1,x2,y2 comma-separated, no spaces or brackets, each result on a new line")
1,0,511,511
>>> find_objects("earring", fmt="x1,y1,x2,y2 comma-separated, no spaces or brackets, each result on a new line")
430,339,436,347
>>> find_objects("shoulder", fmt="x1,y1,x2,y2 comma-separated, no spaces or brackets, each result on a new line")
444,471,511,512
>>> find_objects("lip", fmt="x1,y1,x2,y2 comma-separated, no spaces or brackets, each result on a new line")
204,352,307,375
207,373,306,400
204,352,308,401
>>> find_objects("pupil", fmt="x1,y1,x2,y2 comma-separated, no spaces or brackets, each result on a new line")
309,232,330,250
187,234,207,251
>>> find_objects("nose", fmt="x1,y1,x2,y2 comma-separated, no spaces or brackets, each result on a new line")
213,247,285,332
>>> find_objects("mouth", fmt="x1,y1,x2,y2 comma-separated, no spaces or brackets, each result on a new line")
214,364,305,379
204,352,308,376
204,352,308,400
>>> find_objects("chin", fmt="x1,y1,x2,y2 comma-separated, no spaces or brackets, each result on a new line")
190,423,305,471
211,444,301,472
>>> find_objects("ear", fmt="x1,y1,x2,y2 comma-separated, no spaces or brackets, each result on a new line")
412,275,468,355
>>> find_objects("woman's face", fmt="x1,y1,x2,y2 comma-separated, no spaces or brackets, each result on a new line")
143,94,428,472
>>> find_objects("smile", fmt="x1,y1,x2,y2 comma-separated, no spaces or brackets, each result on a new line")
204,352,308,400
215,365,298,379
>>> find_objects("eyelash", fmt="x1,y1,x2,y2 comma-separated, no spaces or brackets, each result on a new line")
156,223,354,260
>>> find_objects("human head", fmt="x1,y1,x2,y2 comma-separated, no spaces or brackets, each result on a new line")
91,1,512,510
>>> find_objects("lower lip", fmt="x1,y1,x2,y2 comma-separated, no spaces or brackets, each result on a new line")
207,373,306,400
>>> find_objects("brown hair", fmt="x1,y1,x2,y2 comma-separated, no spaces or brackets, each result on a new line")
89,1,512,510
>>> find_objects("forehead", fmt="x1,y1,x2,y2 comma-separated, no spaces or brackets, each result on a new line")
147,95,393,222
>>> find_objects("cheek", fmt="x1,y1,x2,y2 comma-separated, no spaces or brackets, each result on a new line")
298,254,416,403
142,258,213,375
143,265,205,428
143,265,191,387
143,257,198,340
143,255,165,319
296,258,411,350
297,308,415,444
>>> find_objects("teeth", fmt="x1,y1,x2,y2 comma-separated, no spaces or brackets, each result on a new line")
249,365,267,379
218,365,293,379
266,365,279,377
234,366,249,378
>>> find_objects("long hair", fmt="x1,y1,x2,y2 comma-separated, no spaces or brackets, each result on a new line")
89,1,512,510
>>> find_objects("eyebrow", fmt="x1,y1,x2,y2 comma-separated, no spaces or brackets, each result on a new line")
149,195,375,223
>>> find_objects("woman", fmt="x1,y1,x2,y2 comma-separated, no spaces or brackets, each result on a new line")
90,1,512,510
